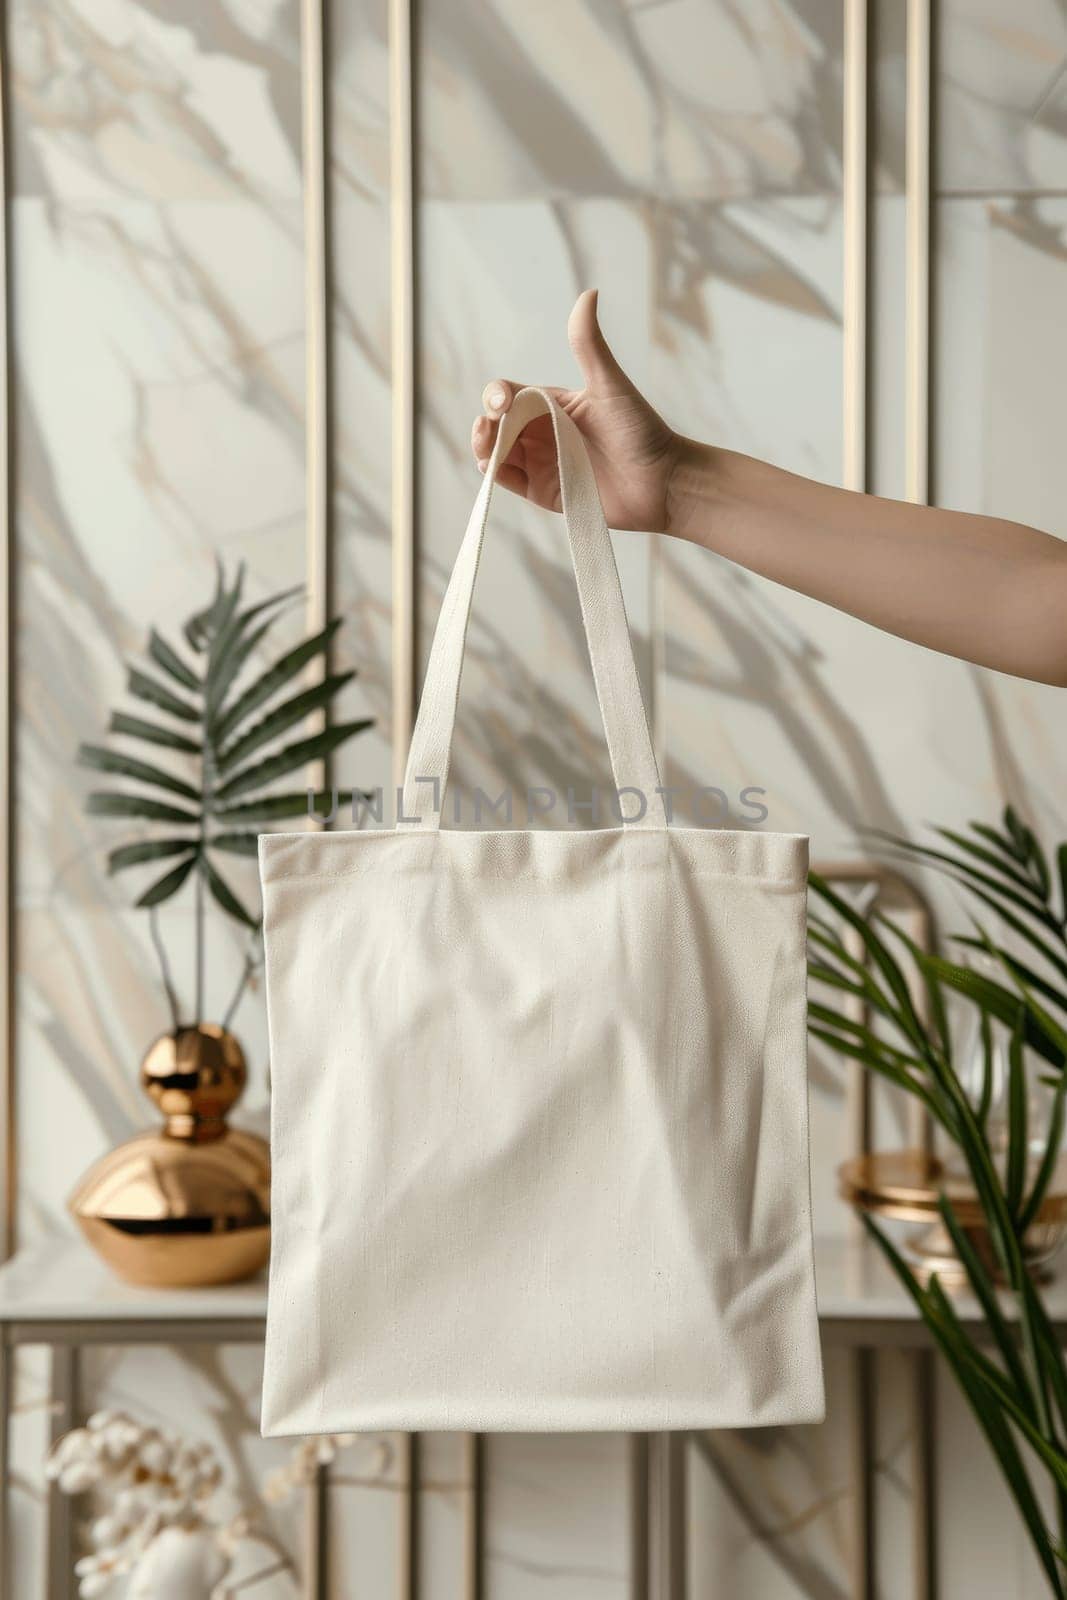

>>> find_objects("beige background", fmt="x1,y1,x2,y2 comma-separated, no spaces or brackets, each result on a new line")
7,0,1067,1594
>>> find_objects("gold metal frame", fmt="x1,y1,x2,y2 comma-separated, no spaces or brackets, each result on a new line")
390,0,416,789
302,0,330,651
906,0,932,506
818,863,938,1600
0,0,13,1268
843,0,869,495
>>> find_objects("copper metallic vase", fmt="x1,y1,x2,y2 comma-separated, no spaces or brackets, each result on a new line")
69,1025,271,1288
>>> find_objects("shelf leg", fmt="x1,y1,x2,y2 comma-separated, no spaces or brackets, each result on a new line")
850,1347,876,1600
629,1433,650,1600
463,1432,484,1600
45,1344,78,1600
304,1459,329,1600
912,1348,936,1600
648,1432,687,1599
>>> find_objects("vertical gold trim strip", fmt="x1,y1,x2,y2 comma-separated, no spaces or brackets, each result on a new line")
0,0,14,1263
301,0,330,806
906,13,937,1591
841,81,873,1586
390,0,416,791
843,0,868,493
905,0,931,506
299,8,331,1588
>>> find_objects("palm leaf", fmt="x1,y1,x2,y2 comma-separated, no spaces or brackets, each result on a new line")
924,955,1063,1070
203,571,252,722
199,854,257,929
1006,1009,1028,1218
78,744,198,802
977,1009,995,1130
935,1195,1035,1408
214,720,373,802
214,788,354,823
872,828,1055,925
127,668,199,724
808,920,919,1036
107,838,200,874
148,629,200,692
87,793,198,825
877,913,953,1058
972,820,1029,868
204,590,308,720
1021,1071,1067,1233
109,712,201,756
183,560,226,652
807,1025,947,1124
237,584,304,628
212,620,341,743
809,874,930,1056
204,613,277,728
209,833,260,858
954,936,1067,1021
933,826,1042,897
216,672,356,774
136,852,198,909
865,1218,1066,1596
1023,825,1052,898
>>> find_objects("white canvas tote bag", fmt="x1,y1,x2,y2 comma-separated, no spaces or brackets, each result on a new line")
259,389,824,1435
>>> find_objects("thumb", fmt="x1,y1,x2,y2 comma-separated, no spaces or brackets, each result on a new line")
568,289,633,395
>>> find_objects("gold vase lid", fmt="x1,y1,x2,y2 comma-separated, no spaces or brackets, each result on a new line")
141,1023,247,1141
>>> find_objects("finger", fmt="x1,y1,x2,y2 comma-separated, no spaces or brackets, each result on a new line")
567,288,633,396
494,461,530,498
471,412,498,467
481,379,516,418
481,379,576,419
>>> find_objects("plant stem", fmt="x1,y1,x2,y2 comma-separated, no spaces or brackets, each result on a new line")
194,866,205,1025
221,929,263,1034
149,907,181,1031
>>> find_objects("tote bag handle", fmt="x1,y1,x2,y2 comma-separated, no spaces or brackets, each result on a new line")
401,387,667,830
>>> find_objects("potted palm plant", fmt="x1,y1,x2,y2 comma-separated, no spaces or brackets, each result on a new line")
811,808,1067,1592
68,564,372,1287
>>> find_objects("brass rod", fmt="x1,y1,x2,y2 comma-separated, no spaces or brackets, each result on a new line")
905,0,932,506
843,0,869,493
300,0,331,801
0,0,15,1264
389,0,417,789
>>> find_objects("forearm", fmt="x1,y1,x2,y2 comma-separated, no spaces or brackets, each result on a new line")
665,439,1067,687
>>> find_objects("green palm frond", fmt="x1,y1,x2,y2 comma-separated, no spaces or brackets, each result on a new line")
811,812,1067,1592
81,564,374,1023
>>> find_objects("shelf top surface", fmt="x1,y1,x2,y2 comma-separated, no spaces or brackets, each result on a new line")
0,1237,269,1322
1,1234,1065,1326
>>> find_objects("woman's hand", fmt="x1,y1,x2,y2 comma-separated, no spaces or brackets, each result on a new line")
470,289,680,534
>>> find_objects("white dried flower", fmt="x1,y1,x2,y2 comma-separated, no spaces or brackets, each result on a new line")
49,1410,357,1597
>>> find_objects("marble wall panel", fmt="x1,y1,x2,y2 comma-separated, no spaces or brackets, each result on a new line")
10,0,1067,1596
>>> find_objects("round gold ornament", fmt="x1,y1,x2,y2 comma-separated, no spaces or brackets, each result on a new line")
69,1025,270,1288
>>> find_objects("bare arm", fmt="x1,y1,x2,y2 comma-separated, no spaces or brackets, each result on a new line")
472,291,1067,688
